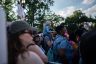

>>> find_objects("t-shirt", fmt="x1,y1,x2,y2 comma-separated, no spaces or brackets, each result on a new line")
53,35,73,64
43,25,52,37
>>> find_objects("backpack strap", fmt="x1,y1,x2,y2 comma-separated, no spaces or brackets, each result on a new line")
26,43,35,49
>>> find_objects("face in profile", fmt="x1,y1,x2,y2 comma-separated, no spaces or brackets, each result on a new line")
18,30,34,46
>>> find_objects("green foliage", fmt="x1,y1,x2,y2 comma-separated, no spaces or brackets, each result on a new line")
65,10,96,25
24,0,54,26
0,0,16,21
44,12,64,26
0,0,55,31
35,11,64,31
64,10,96,31
65,10,85,24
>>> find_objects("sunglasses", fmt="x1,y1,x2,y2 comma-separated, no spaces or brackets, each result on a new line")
18,29,33,36
24,30,33,35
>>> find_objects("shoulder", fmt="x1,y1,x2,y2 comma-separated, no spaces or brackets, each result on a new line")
55,35,64,42
54,35,69,48
28,44,45,55
17,51,33,64
28,44,40,50
17,51,44,64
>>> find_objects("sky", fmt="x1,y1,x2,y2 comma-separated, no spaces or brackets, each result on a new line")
50,0,96,18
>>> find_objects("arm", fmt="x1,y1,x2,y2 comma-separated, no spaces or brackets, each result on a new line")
29,51,44,64
47,41,52,48
45,36,52,48
28,45,48,63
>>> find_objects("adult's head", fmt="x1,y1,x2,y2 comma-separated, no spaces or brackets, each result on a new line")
9,21,33,47
67,23,78,34
8,21,33,64
80,30,96,64
31,27,38,36
55,24,66,36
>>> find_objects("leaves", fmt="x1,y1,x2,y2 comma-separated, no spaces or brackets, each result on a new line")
24,0,54,27
0,0,16,21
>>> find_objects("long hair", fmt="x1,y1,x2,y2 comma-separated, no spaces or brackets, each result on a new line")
8,30,27,64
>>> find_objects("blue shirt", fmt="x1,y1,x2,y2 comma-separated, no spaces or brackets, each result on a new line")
43,25,51,36
43,25,53,40
53,34,73,64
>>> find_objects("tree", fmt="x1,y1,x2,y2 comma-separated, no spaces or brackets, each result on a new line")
64,10,96,31
35,11,64,31
23,0,54,26
65,10,87,25
0,0,16,21
45,12,64,25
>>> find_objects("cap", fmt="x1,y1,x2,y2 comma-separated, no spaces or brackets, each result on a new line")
9,21,31,34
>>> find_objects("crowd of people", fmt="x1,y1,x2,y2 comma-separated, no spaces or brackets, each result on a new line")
7,20,96,64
